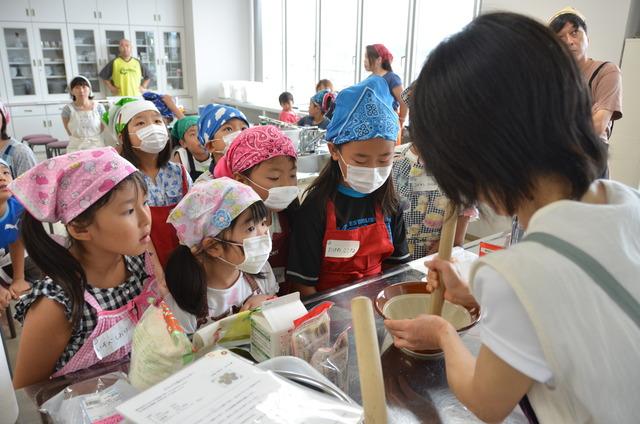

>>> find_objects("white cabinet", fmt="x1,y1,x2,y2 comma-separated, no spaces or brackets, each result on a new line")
132,26,186,95
2,0,66,23
9,103,69,141
0,22,73,102
67,25,105,97
64,0,130,25
128,0,184,27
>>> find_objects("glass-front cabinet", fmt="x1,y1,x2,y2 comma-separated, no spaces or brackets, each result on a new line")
161,29,185,93
133,27,186,95
133,29,158,91
68,27,102,96
0,23,72,101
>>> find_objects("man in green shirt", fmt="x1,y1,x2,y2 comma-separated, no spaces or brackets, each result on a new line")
99,39,151,97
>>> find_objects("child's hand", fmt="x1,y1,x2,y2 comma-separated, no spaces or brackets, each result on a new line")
425,257,479,312
241,295,276,311
385,314,452,351
0,286,12,310
9,278,31,298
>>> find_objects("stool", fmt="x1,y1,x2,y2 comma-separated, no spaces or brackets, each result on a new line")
26,136,57,151
45,140,69,159
21,133,50,142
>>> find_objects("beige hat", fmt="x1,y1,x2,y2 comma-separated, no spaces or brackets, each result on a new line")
549,6,587,25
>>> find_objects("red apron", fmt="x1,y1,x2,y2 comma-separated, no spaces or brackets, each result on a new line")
317,200,394,292
149,166,188,268
269,211,292,295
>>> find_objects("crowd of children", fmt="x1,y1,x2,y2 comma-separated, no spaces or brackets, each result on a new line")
2,44,476,388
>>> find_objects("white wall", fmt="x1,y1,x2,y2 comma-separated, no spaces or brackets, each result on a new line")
186,0,253,106
481,0,632,64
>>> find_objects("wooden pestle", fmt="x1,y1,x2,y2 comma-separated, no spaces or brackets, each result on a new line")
429,202,458,316
351,296,388,424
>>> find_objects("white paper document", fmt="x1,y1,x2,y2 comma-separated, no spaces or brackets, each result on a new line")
408,247,479,281
117,350,363,424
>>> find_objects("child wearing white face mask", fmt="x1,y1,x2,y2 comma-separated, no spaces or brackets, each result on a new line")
164,177,278,334
287,77,410,296
214,125,299,294
106,98,193,270
193,104,250,184
392,143,477,260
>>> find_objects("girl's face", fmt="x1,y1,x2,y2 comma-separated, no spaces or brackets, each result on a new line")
71,83,90,101
210,207,268,265
180,125,209,161
0,165,13,203
237,156,297,201
281,100,293,112
123,110,164,149
364,55,380,72
309,102,321,118
328,138,395,178
206,118,249,162
74,181,152,257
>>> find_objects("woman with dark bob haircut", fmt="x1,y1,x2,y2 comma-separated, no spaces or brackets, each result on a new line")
385,12,639,423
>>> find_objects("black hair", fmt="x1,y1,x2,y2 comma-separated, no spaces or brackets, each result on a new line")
366,45,393,72
549,13,587,34
0,108,9,140
165,201,269,318
316,79,334,92
302,144,398,219
120,121,171,169
279,92,294,105
69,77,94,101
411,12,605,216
20,172,148,327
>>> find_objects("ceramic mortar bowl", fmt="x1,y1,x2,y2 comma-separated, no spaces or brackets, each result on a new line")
375,281,481,359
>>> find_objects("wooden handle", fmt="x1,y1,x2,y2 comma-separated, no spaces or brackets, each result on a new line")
429,202,458,316
351,296,387,424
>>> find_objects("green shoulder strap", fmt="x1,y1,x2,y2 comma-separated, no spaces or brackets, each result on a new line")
524,232,640,328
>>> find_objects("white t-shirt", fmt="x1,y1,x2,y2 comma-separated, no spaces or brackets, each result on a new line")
165,262,278,334
474,266,553,385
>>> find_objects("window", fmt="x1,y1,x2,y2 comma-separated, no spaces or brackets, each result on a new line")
361,0,411,83
411,0,476,82
285,0,318,103
257,0,476,102
319,0,358,91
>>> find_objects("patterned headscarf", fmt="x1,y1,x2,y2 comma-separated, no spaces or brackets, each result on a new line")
102,98,159,146
143,92,174,119
171,116,199,141
197,104,249,146
213,125,297,178
0,100,10,125
9,147,137,224
168,177,262,248
311,89,336,114
326,76,399,144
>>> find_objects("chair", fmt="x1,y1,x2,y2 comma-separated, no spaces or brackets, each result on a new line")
21,134,50,142
45,140,69,159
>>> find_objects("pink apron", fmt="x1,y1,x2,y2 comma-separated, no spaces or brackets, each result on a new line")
51,258,158,378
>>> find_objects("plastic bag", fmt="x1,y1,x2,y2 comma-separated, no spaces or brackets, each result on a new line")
128,301,194,390
310,327,350,392
40,372,138,424
290,302,332,363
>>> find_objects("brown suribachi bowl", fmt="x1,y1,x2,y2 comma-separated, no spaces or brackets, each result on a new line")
375,281,481,359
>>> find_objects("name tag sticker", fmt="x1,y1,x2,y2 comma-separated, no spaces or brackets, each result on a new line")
93,317,135,360
411,175,439,192
325,240,360,258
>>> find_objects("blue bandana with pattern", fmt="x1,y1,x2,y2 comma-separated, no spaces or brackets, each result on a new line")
197,104,249,146
142,92,174,118
326,76,399,144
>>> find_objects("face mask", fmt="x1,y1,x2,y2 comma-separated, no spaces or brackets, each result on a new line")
132,124,168,154
212,130,241,155
338,151,392,194
246,177,299,211
216,233,272,274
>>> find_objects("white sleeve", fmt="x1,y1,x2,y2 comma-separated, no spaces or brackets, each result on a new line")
163,294,198,334
474,266,554,384
258,261,279,296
